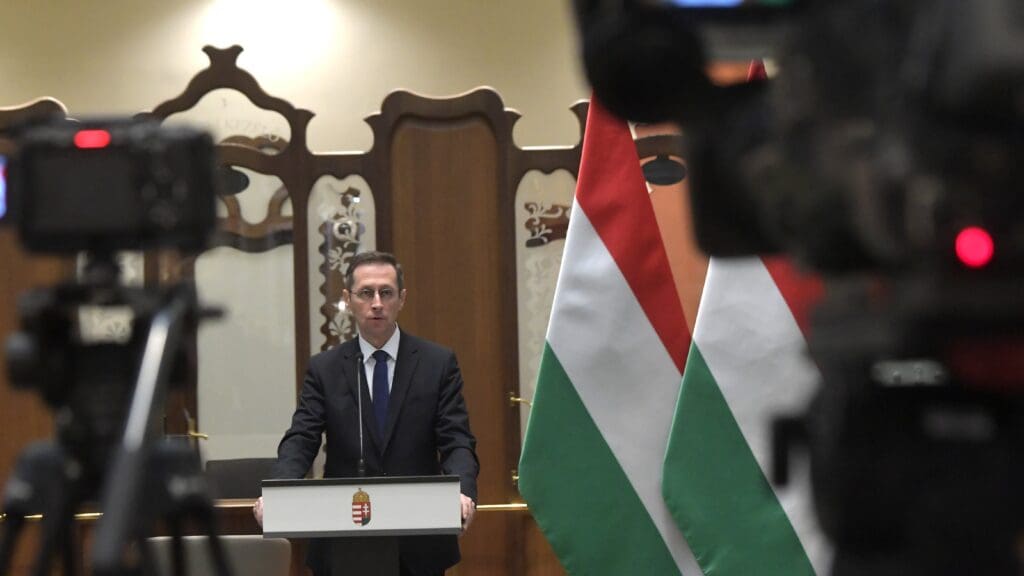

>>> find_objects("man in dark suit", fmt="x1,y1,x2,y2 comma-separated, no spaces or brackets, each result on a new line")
253,251,479,576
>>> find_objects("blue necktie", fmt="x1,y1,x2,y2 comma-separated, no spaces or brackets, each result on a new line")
372,350,390,437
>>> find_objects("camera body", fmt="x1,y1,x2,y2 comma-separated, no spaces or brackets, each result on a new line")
2,117,218,485
581,0,1024,273
576,0,1024,574
6,118,217,254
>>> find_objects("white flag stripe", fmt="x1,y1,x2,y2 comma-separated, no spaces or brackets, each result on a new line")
693,257,830,573
694,259,817,466
547,206,701,575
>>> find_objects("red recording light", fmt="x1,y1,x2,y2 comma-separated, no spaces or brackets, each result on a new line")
74,129,112,149
955,226,994,268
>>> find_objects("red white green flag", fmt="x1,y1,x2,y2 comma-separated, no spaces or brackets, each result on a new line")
662,256,829,575
518,96,702,575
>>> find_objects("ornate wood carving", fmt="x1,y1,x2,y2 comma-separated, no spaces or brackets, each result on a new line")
144,46,320,393
214,135,294,253
0,97,66,131
0,97,67,159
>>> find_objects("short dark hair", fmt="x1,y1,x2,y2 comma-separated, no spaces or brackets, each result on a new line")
345,251,404,291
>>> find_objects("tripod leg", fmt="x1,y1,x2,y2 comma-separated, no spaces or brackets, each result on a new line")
194,507,234,576
150,441,235,576
61,514,78,576
31,471,84,576
0,514,27,575
137,532,160,576
168,515,186,576
0,442,72,576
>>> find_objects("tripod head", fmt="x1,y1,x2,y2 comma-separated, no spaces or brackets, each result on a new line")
6,258,206,498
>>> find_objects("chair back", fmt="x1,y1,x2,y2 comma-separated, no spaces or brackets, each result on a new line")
147,535,290,576
204,457,277,499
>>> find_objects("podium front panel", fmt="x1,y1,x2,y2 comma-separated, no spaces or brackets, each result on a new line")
261,476,462,538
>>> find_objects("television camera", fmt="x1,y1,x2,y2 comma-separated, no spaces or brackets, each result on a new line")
0,118,232,575
574,1,1024,574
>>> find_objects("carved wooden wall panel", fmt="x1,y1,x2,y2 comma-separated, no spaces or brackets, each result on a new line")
139,46,584,576
389,107,513,572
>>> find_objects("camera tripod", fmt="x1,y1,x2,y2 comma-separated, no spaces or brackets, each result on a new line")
0,257,232,576
0,439,233,576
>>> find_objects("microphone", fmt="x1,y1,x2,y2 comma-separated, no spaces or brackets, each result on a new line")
355,353,367,477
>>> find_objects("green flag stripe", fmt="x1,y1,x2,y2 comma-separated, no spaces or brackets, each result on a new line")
663,344,815,576
520,344,681,576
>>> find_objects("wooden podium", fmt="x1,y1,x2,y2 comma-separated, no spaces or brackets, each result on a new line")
261,476,462,576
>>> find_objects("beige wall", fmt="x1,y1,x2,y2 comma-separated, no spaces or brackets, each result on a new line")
0,0,590,150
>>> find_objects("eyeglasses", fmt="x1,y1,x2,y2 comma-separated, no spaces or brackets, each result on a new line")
353,287,398,302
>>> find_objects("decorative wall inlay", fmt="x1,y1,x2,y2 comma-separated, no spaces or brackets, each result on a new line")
523,201,570,247
308,174,375,353
211,135,294,253
318,186,365,349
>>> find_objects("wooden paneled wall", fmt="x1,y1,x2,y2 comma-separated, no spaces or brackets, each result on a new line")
0,232,66,488
0,230,75,574
388,107,519,572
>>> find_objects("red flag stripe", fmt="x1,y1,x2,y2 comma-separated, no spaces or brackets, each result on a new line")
762,257,825,338
574,97,690,373
747,60,768,81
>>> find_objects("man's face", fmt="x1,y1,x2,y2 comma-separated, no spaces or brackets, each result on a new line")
343,262,407,348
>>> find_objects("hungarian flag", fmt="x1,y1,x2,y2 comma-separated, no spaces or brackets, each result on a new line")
660,58,829,576
661,257,828,575
518,97,702,575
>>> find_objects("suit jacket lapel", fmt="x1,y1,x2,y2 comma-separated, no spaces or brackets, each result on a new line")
382,332,419,452
342,340,383,453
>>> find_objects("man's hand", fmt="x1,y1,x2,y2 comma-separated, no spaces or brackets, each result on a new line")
253,496,264,527
460,493,476,533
